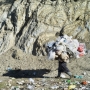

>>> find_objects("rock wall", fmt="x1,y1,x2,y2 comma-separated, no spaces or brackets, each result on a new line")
0,0,90,55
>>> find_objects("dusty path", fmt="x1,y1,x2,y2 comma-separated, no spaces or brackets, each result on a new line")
0,46,90,89
0,46,90,80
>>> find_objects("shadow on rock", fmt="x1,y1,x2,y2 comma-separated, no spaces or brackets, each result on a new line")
3,69,51,78
0,0,14,5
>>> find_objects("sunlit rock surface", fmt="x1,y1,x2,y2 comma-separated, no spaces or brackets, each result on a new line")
0,0,90,55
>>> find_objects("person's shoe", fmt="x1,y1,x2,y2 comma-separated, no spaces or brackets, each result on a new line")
60,73,66,78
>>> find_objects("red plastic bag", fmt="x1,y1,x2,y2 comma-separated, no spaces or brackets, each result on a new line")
77,43,86,52
77,46,83,52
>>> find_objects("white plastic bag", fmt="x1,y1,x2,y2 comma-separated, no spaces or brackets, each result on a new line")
56,45,64,51
66,39,79,53
48,50,55,60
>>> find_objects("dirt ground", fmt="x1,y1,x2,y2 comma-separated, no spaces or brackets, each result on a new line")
0,41,90,79
0,42,90,89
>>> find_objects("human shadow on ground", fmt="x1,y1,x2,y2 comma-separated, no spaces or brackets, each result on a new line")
3,69,51,78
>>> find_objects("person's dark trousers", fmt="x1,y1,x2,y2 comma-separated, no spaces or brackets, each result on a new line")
57,61,70,77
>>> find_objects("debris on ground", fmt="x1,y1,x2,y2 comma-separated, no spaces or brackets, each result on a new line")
0,78,90,90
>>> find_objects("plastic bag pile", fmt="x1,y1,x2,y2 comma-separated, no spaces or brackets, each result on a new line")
45,34,87,60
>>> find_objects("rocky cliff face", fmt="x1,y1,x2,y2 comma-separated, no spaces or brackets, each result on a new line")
0,0,90,55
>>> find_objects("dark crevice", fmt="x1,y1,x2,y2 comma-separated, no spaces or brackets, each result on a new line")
59,26,65,36
15,15,31,45
8,0,23,16
25,6,30,21
11,9,17,34
32,38,38,55
51,0,57,1
25,0,31,21
76,17,79,21
16,17,31,38
21,0,24,3
0,22,6,31
8,1,15,15
15,1,39,37
0,0,14,5
15,4,39,46
74,0,78,2
62,0,72,3
76,16,84,21
15,0,47,48
30,10,38,35
5,0,15,3
4,22,7,30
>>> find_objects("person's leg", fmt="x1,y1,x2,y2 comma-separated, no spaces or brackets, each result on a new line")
57,61,72,78
61,62,70,72
56,61,63,77
60,62,72,77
